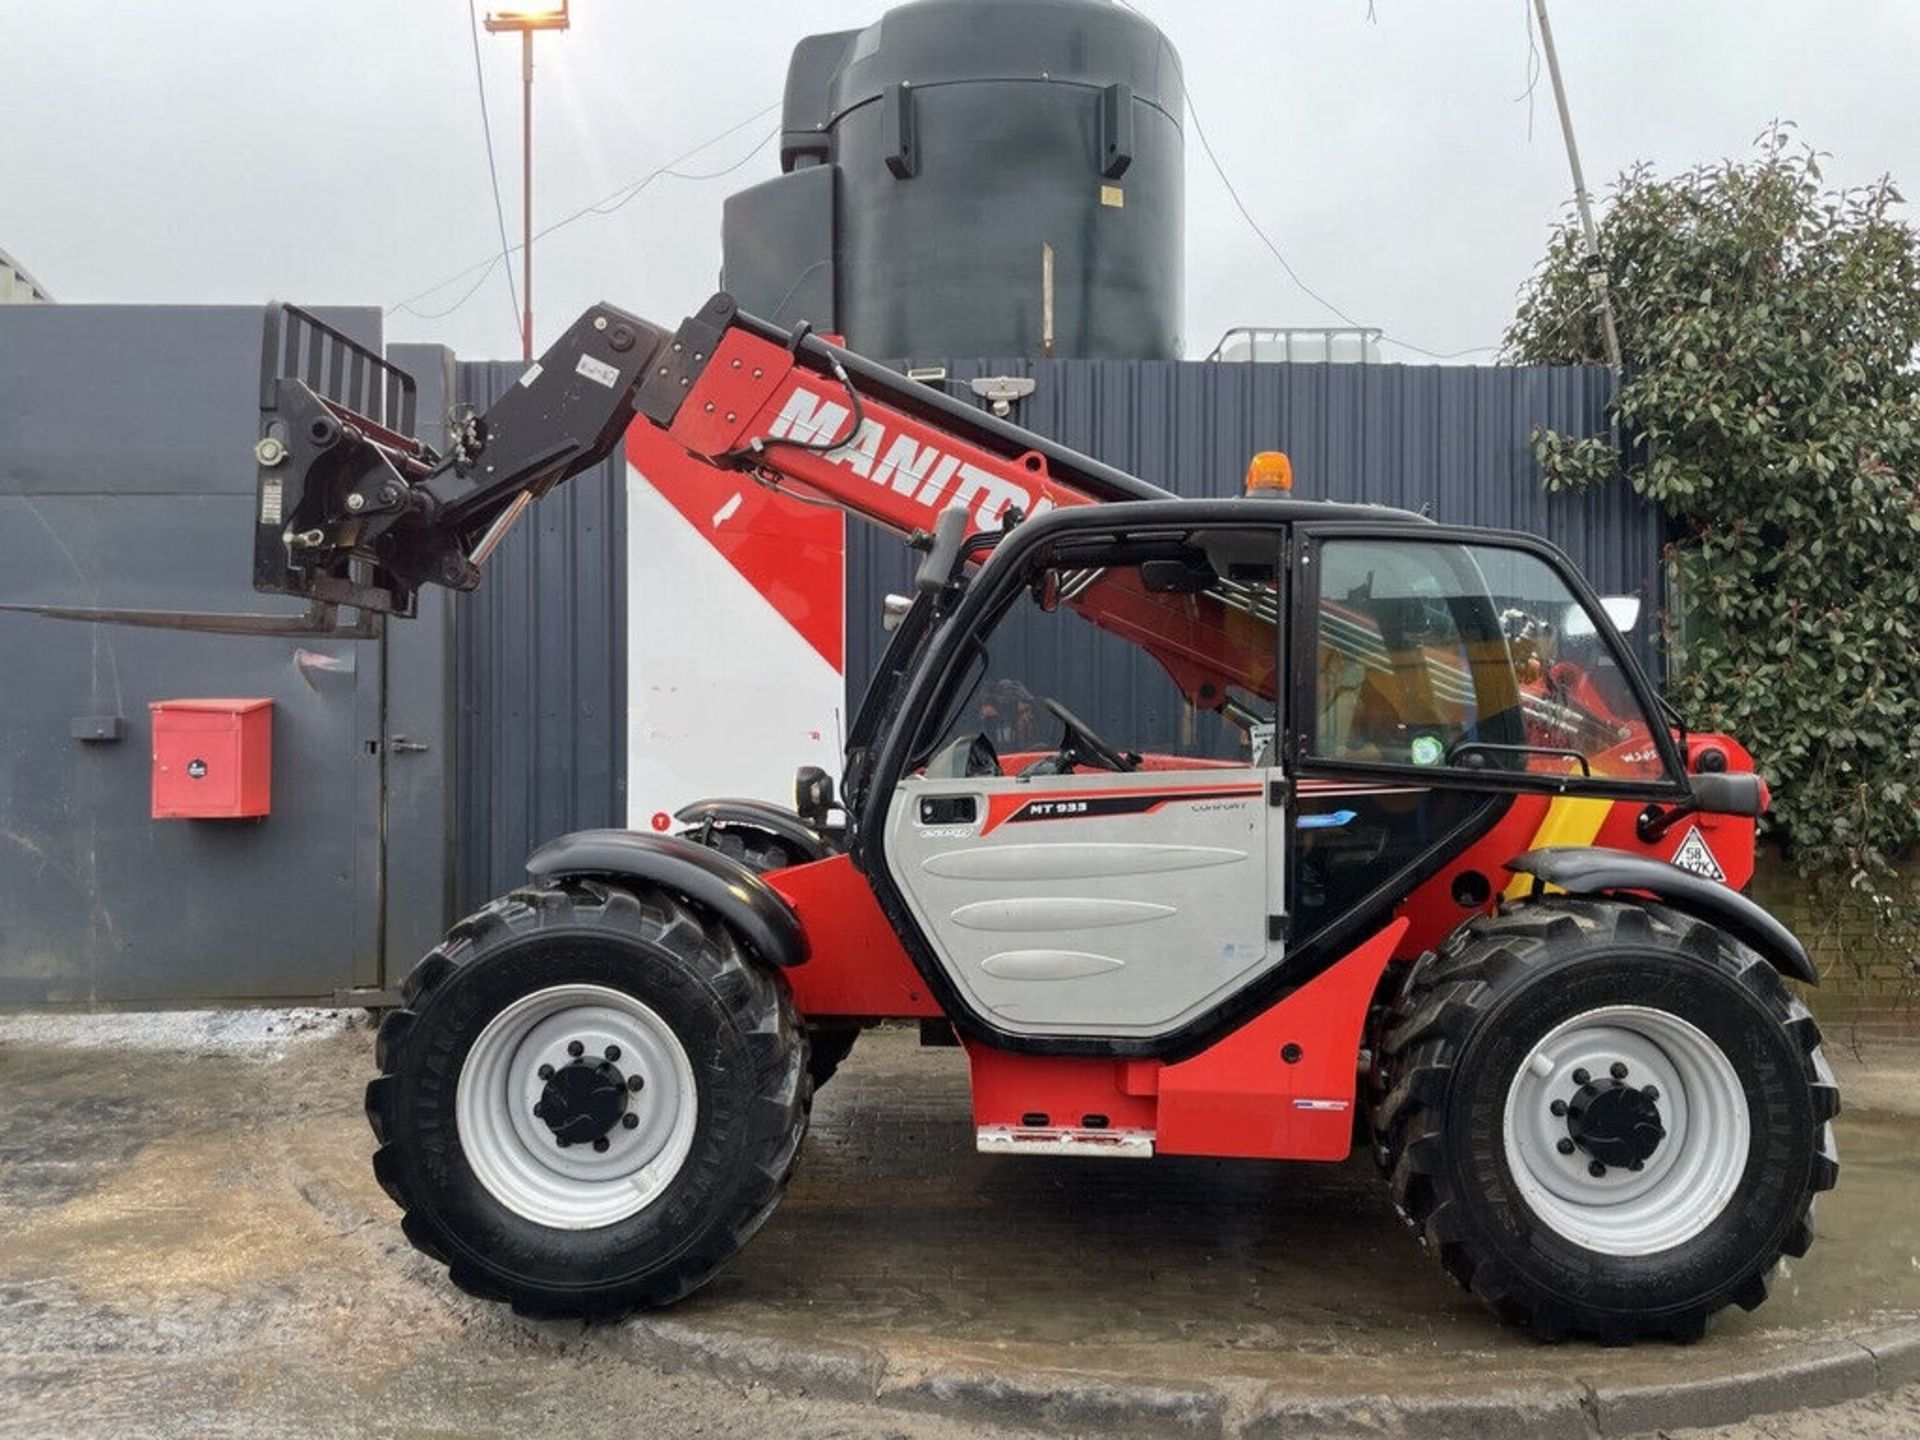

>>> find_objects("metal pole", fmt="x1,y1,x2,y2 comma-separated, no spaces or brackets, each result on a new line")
1041,243,1055,359
520,27,534,362
1532,0,1622,374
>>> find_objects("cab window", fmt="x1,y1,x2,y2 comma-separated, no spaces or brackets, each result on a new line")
1309,538,1667,783
919,531,1283,776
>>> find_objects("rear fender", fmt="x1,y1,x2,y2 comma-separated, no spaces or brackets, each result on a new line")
526,829,807,969
1505,845,1815,985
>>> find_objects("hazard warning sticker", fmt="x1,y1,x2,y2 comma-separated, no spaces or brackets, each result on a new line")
1670,825,1727,883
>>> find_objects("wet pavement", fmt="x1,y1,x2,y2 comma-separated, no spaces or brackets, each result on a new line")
707,1045,1919,1379
1,1011,1917,1437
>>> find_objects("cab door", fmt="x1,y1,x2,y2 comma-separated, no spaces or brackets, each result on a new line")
882,530,1288,1042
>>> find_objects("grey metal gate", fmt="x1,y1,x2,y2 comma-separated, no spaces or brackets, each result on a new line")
0,306,450,1005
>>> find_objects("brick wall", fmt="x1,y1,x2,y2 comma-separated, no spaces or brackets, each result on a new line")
1749,848,1920,1039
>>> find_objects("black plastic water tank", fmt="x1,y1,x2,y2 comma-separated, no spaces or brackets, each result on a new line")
724,0,1185,362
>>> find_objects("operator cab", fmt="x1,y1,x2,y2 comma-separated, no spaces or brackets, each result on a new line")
850,497,1689,1050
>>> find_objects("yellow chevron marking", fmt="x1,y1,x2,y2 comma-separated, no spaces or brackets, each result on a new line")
1503,796,1614,899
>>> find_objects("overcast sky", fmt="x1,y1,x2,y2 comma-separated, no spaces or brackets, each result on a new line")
4,1,1916,364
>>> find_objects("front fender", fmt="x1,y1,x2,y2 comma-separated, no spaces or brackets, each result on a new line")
1506,845,1815,985
526,829,807,968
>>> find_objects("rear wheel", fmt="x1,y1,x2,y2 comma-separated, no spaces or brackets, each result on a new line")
1374,898,1839,1343
366,880,808,1315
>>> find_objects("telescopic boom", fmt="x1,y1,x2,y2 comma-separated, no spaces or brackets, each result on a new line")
254,293,1166,619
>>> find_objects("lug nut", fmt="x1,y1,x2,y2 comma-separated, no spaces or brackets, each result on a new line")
627,1075,645,1093
1629,1159,1644,1172
605,1045,622,1062
622,1113,639,1130
1643,1085,1660,1102
1611,1061,1630,1080
1556,1138,1576,1155
1550,1099,1568,1118
532,1102,545,1119
1588,1160,1607,1178
537,1064,554,1080
567,1040,585,1058
1572,1068,1591,1086
592,1137,610,1153
556,1137,572,1148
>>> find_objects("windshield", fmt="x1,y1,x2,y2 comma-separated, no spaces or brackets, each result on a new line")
1311,538,1674,785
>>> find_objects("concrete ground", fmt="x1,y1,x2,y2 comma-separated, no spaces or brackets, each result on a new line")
0,1009,1916,1440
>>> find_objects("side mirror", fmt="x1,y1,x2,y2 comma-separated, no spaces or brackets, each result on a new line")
1600,595,1642,634
914,506,969,596
1688,770,1764,817
794,766,835,827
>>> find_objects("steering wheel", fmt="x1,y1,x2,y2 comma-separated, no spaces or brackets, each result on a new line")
1043,697,1138,773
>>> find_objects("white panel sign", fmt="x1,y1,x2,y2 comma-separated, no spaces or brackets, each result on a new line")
624,463,844,832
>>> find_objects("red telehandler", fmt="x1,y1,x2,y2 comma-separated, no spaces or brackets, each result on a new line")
253,294,1835,1343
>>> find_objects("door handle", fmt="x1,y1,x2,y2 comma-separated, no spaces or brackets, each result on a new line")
918,795,977,825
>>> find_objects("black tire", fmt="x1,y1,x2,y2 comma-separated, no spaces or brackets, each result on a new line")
680,822,862,1091
1373,897,1839,1344
365,879,808,1316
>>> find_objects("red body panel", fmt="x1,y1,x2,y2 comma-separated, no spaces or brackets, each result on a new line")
1154,917,1407,1159
1391,790,1552,958
963,919,1407,1161
767,854,942,1019
1607,733,1760,891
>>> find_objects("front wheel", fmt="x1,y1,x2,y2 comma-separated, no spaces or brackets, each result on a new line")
366,880,808,1315
676,820,861,1091
1374,898,1839,1343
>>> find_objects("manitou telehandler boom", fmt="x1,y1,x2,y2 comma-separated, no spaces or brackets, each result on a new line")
256,295,1836,1344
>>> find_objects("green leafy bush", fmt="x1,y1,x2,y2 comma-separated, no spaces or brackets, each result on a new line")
1506,128,1920,899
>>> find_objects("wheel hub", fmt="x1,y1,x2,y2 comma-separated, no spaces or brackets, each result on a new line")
1565,1075,1665,1169
534,1052,631,1147
1502,1005,1751,1257
457,985,699,1229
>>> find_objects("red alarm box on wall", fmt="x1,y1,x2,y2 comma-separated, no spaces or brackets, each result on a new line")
150,699,273,819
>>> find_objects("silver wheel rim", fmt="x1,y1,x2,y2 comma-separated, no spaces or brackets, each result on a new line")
455,983,698,1230
1502,1004,1749,1257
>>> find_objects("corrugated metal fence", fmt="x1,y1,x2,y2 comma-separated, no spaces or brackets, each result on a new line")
456,357,1645,911
453,361,628,912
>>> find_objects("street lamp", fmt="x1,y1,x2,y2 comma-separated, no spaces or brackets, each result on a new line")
484,1,570,360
